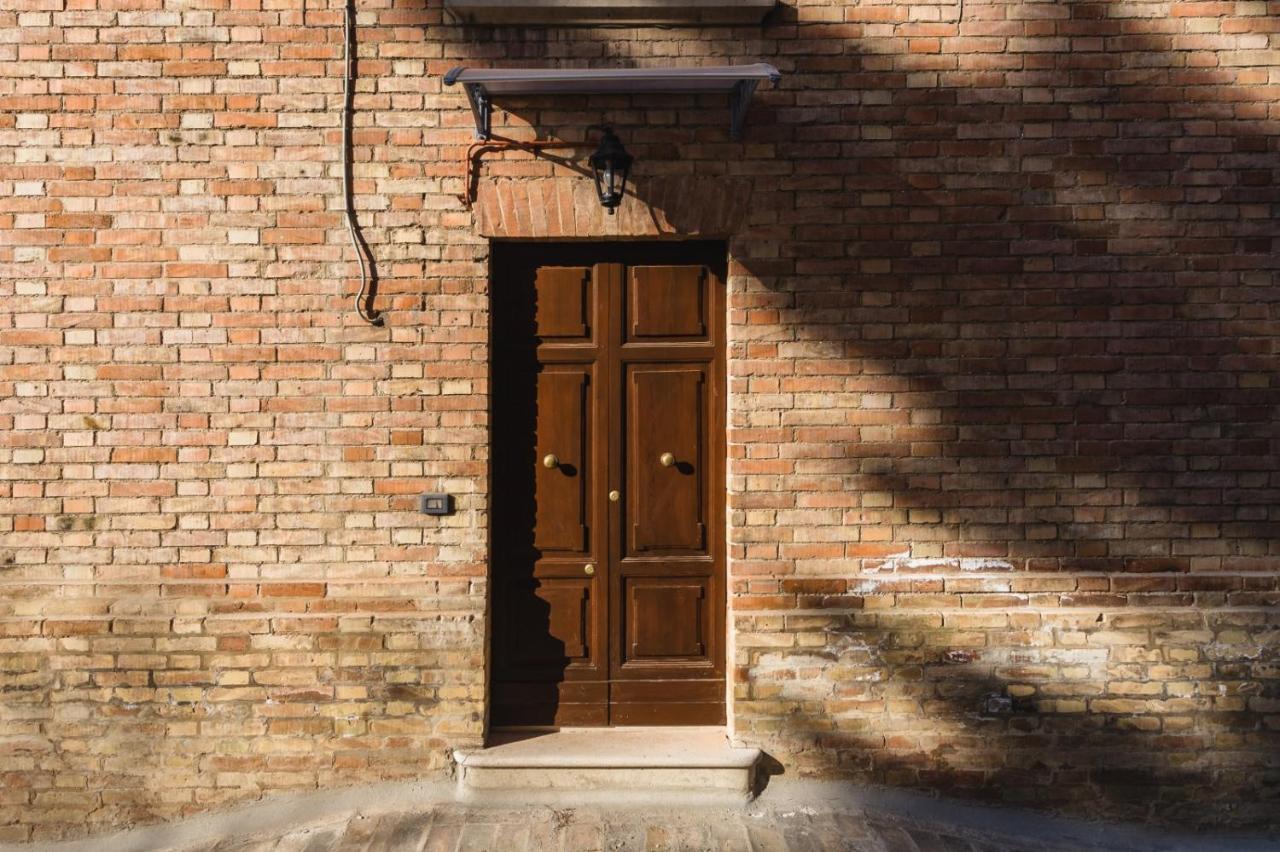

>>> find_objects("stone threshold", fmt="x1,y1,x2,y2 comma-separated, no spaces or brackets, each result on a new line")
453,726,762,803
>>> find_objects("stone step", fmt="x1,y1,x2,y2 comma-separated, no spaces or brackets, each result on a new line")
453,727,761,804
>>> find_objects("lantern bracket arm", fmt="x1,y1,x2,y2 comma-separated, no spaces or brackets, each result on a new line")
443,64,781,140
456,137,583,208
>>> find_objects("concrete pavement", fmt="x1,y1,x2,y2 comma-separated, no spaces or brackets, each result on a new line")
8,781,1278,852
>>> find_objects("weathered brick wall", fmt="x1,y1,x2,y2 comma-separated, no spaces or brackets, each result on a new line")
1,0,1278,839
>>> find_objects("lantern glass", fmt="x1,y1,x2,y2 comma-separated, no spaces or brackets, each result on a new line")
589,128,632,215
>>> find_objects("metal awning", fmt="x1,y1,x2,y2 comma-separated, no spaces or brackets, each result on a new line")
443,64,781,141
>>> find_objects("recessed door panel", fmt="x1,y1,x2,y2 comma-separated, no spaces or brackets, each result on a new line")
535,266,592,340
623,576,710,662
502,578,592,666
626,265,708,341
626,366,707,554
534,367,590,554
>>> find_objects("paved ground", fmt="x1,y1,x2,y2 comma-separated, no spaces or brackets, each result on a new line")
173,798,1280,852
181,802,1096,852
13,782,1280,852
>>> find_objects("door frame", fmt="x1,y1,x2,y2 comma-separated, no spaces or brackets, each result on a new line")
484,239,730,732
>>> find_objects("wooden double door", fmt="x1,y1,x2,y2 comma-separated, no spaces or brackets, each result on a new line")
491,242,726,727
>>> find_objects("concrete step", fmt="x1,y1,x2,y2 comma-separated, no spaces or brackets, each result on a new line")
453,727,761,804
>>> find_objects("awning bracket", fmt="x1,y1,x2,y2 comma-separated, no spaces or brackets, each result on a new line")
729,79,758,142
464,83,492,140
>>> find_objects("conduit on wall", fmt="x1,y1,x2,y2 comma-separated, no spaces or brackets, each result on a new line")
343,0,383,325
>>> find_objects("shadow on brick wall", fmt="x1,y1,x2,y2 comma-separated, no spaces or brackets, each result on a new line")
720,0,1280,830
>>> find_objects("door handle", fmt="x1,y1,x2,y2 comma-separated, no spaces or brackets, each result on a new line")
584,563,595,576
659,452,675,467
543,453,560,469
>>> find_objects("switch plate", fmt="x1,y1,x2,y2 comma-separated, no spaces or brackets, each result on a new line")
418,493,453,516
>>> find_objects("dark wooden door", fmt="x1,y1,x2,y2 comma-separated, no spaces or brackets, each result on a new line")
491,242,726,727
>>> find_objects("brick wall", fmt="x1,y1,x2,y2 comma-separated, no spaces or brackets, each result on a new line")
2,0,1279,839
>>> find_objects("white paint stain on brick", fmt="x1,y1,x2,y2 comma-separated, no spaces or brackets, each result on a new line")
866,549,1014,573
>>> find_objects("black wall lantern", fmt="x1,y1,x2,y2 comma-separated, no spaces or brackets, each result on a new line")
589,127,632,214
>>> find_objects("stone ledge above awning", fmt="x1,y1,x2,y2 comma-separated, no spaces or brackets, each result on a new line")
443,64,781,141
443,0,775,26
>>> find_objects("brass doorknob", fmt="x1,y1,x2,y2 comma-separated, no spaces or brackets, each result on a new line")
584,564,595,576
543,453,559,469
608,490,620,502
659,452,675,467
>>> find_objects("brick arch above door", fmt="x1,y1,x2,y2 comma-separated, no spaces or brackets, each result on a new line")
474,176,753,239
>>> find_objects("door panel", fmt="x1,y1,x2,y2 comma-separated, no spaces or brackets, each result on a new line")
533,367,590,554
535,266,593,340
626,366,707,554
501,578,592,666
623,576,710,661
492,257,609,728
626,265,708,340
492,243,725,728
